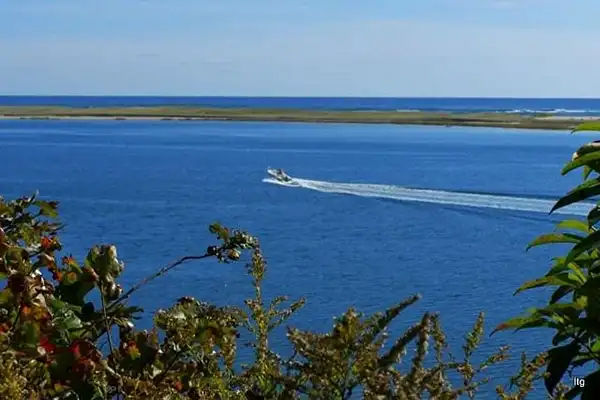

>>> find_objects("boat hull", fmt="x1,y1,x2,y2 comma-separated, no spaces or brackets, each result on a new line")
266,168,295,183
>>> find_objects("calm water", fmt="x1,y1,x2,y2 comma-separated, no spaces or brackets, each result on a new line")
1,119,596,397
3,95,600,115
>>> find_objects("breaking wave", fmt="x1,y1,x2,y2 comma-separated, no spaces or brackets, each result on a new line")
263,176,595,217
501,108,600,115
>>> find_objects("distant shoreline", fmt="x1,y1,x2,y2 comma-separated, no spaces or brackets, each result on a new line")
0,105,597,130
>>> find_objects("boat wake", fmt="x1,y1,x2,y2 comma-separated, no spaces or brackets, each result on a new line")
263,175,595,217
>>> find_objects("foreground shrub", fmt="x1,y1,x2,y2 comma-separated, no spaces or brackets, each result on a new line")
0,192,548,399
495,125,600,399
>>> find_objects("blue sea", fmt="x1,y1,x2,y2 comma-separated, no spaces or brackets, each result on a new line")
1,97,598,398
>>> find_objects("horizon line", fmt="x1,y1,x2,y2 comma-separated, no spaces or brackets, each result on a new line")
1,94,600,100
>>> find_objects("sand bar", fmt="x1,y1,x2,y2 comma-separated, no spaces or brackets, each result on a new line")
1,106,599,130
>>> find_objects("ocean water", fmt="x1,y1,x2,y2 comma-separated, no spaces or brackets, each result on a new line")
3,95,600,116
1,118,598,397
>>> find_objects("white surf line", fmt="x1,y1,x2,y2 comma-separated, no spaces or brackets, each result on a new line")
263,177,595,217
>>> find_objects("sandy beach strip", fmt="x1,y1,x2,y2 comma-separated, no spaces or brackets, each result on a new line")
0,106,598,130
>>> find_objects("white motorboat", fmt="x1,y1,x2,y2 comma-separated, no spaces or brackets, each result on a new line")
266,167,294,183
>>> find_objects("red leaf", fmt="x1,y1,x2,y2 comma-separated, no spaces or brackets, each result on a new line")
51,270,63,281
40,237,53,252
0,323,10,334
39,336,56,354
69,340,82,359
61,255,76,267
20,305,32,318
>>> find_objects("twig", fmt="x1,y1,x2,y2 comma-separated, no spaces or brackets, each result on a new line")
9,301,24,336
572,332,600,366
107,253,212,311
153,346,186,385
84,253,217,342
100,285,115,356
99,284,118,398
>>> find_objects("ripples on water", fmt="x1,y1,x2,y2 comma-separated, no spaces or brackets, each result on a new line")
1,119,598,397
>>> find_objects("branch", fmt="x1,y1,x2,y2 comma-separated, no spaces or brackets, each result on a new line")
153,345,187,385
572,332,600,366
9,301,25,336
100,285,116,357
107,254,212,311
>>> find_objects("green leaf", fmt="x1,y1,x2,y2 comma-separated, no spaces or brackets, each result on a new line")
209,222,229,240
566,263,587,285
556,219,592,234
575,318,600,337
33,200,58,218
492,315,539,335
582,369,600,400
515,274,581,295
21,321,40,349
520,304,583,328
550,286,573,304
0,289,12,306
565,385,584,400
588,207,600,226
572,123,600,133
52,304,83,331
571,354,595,369
56,279,95,307
552,331,574,346
85,247,100,269
547,254,592,276
551,179,600,213
590,338,600,353
591,259,600,273
362,295,420,345
526,233,583,250
580,277,600,300
535,302,586,316
566,230,600,264
545,342,580,394
562,150,600,175
574,294,588,309
584,165,594,180
514,317,554,331
548,259,591,276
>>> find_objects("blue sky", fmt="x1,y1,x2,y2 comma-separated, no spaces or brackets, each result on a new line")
1,0,599,97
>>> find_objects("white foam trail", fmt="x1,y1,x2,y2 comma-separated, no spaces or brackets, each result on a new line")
263,177,595,217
